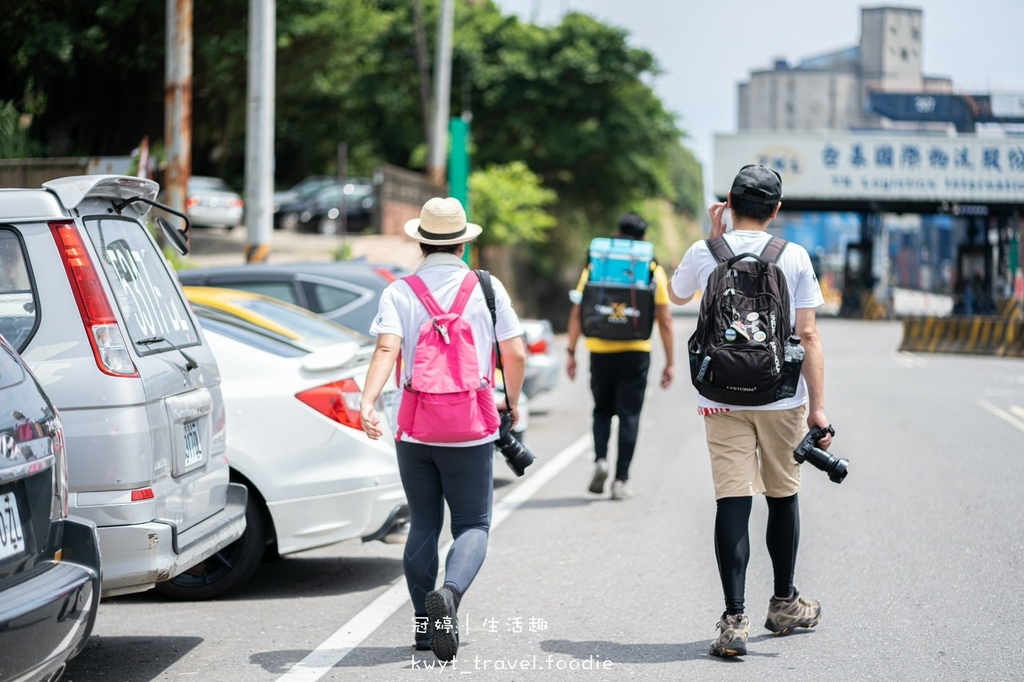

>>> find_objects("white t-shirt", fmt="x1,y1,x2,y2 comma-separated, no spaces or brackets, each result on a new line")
671,230,824,411
370,256,523,444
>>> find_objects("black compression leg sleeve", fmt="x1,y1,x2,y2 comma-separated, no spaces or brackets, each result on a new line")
715,496,752,615
765,493,800,600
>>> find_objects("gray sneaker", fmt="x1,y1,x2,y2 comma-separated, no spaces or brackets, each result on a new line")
588,459,609,494
610,479,633,500
765,588,821,635
709,612,749,657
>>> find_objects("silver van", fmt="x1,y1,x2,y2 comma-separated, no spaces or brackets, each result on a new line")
0,175,247,598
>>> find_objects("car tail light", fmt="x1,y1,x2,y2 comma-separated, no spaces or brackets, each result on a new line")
49,417,68,518
186,196,200,209
296,378,362,430
227,197,243,208
50,221,138,377
373,267,398,283
131,487,155,502
527,338,548,355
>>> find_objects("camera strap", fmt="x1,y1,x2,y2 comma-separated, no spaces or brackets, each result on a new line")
474,269,512,414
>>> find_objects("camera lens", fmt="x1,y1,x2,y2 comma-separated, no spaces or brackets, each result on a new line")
804,446,849,484
496,413,536,477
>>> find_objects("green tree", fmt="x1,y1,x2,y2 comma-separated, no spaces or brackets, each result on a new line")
468,161,557,246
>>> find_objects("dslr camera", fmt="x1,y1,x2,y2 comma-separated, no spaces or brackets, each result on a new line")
495,412,536,477
793,425,848,484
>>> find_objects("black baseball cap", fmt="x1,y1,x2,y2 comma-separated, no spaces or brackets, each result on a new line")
730,164,783,204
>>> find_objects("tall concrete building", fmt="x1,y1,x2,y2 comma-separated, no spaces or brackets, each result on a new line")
737,6,951,133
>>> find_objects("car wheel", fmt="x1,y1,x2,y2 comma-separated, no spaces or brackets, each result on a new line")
154,488,267,600
317,216,339,235
279,212,299,231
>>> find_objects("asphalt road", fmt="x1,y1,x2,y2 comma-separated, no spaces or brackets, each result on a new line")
63,315,1024,681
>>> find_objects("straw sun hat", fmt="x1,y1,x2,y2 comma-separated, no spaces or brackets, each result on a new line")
403,197,482,245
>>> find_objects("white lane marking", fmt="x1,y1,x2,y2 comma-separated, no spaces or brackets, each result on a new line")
894,352,927,368
978,399,1024,434
276,433,592,681
1010,405,1024,421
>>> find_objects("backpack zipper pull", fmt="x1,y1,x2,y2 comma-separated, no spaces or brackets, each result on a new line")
433,319,451,344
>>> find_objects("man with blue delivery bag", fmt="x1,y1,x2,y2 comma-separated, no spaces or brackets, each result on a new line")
565,213,674,500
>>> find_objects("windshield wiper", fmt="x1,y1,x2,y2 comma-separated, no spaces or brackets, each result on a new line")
137,336,198,371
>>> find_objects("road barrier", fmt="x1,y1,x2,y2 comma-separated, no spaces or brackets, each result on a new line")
899,300,1024,357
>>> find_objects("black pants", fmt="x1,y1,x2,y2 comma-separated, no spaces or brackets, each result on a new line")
589,351,650,482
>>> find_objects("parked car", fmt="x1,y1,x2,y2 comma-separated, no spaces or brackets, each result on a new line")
182,286,372,348
0,175,248,599
273,175,334,207
177,261,397,336
519,318,561,398
0,333,102,682
186,175,244,229
274,179,375,235
157,295,409,599
272,176,336,230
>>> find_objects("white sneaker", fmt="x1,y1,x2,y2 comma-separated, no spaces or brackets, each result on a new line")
588,459,609,494
610,480,633,500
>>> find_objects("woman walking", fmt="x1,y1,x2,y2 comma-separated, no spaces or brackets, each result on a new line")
359,197,526,662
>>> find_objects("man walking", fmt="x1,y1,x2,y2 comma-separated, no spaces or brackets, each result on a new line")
669,165,832,657
566,213,674,500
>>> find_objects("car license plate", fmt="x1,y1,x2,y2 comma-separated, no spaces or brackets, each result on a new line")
183,420,203,468
0,491,26,561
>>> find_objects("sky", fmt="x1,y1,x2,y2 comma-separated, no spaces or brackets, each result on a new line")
491,0,1024,204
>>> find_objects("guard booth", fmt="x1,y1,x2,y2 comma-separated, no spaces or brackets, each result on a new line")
714,132,1024,319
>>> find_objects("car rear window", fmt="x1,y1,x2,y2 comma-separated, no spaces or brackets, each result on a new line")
194,313,306,358
228,281,299,304
83,217,199,350
231,298,371,347
308,282,363,312
0,229,39,352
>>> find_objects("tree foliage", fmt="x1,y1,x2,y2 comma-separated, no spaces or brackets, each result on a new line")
468,161,557,247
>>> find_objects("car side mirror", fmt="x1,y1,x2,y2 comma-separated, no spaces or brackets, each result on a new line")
158,216,190,256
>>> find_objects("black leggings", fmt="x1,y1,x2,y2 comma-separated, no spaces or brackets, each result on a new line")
715,494,800,615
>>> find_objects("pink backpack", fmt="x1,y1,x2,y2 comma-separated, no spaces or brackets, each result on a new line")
396,272,500,442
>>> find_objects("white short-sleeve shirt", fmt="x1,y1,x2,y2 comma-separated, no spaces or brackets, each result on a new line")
671,230,824,411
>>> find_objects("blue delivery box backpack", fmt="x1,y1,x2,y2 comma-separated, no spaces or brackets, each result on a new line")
580,237,657,341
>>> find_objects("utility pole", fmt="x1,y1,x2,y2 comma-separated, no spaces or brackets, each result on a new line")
412,0,433,152
244,0,276,263
427,0,454,188
165,0,192,238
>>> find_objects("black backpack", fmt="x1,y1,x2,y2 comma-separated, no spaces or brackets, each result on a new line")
579,261,658,341
687,236,794,406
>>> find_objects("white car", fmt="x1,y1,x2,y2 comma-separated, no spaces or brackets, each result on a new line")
520,318,560,398
157,304,408,599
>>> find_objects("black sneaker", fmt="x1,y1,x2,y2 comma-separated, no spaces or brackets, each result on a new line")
425,586,459,661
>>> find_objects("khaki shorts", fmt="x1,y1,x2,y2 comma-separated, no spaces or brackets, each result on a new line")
703,406,807,499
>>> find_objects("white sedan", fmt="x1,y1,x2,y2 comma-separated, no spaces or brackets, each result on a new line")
156,307,408,600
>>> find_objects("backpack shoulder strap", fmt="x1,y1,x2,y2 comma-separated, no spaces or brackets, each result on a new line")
474,269,497,326
448,271,480,315
759,237,789,264
402,275,445,317
707,236,734,264
474,269,508,408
